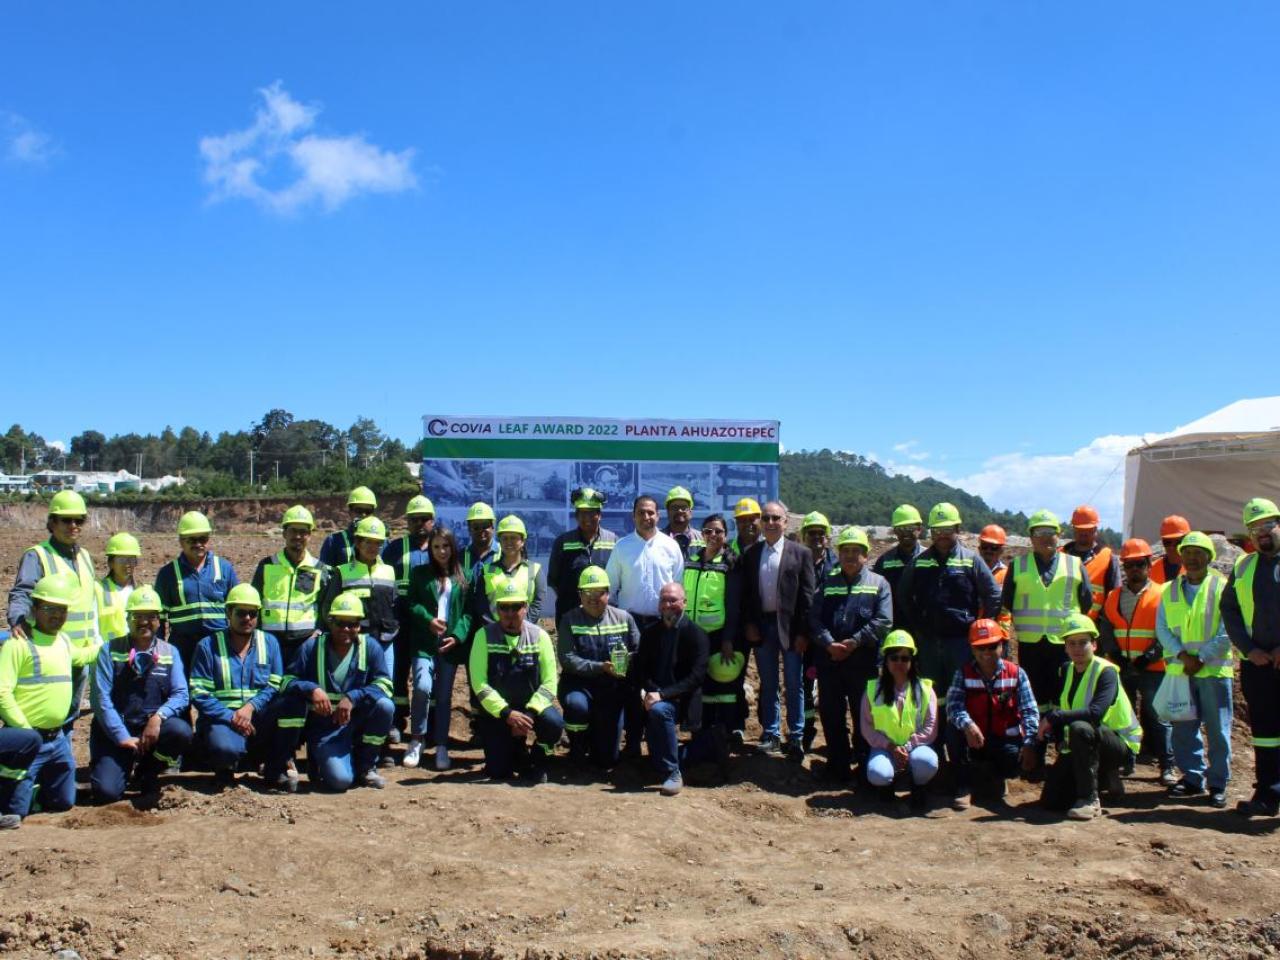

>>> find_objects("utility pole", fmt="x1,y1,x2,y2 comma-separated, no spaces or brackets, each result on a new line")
249,449,255,487
137,452,143,478
274,460,280,482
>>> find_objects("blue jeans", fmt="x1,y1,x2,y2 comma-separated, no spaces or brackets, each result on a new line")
431,655,459,747
645,699,681,779
1123,668,1173,768
307,697,395,791
562,681,626,768
754,620,804,743
6,731,76,816
89,717,193,802
0,727,45,816
1171,674,1233,790
198,700,287,778
409,656,435,738
866,745,939,787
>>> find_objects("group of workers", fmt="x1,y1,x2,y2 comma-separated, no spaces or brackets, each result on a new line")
2,482,1279,829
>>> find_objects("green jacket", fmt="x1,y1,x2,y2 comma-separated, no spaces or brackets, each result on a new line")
407,565,471,662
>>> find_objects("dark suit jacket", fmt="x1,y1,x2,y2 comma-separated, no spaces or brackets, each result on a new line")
741,537,817,650
634,615,710,728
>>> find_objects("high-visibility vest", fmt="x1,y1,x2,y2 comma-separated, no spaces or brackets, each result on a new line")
480,560,540,616
865,677,933,747
260,551,324,635
1160,572,1234,679
96,576,133,644
1149,556,1180,585
29,540,98,645
1009,553,1086,645
960,659,1023,739
990,563,1013,632
1058,657,1141,755
386,536,430,598
1229,552,1273,640
1101,583,1164,672
166,555,228,630
684,549,730,632
1076,546,1115,617
207,630,276,710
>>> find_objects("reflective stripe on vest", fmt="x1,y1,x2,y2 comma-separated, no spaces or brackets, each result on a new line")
212,630,273,708
1073,546,1114,616
683,550,729,632
482,561,539,613
97,576,130,644
1101,583,1164,672
168,555,226,625
17,636,73,686
32,541,97,644
1059,657,1141,755
260,552,322,633
865,678,933,747
314,635,375,702
1161,572,1234,678
1010,553,1084,645
1232,553,1261,639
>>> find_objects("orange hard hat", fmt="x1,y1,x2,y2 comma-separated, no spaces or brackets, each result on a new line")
978,524,1007,546
1071,505,1100,530
1120,538,1153,562
1159,515,1191,540
968,618,1006,647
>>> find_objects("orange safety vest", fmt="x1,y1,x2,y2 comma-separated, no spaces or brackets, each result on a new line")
991,563,1013,632
1064,545,1113,618
1101,583,1164,672
1149,556,1179,585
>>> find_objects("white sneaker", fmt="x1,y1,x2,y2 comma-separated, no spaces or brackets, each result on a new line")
1067,797,1101,821
403,739,423,769
434,746,451,771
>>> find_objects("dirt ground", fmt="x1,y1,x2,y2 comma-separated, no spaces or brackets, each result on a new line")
2,526,1279,960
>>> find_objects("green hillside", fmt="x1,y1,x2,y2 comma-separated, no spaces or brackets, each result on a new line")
779,449,1029,531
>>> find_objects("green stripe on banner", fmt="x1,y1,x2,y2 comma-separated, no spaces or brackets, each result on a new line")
421,437,778,463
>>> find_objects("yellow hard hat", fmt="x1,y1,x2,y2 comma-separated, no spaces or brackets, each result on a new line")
881,630,917,654
224,583,262,610
578,565,610,591
347,486,378,509
105,532,141,557
126,586,163,614
281,505,315,530
177,511,213,537
406,495,435,517
1060,611,1098,640
835,527,870,552
31,573,79,607
328,591,366,621
354,516,388,541
48,490,88,518
497,515,527,538
734,497,762,519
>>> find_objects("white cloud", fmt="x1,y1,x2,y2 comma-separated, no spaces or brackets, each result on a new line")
2,112,56,163
199,81,416,214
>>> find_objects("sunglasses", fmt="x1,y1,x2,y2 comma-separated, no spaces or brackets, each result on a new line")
702,528,726,537
183,536,210,545
331,620,361,630
1122,560,1149,569
1250,520,1278,535
886,653,913,663
762,515,785,523
231,608,259,619
58,516,87,526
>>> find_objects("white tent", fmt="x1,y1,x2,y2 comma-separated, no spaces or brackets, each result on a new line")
1124,397,1280,538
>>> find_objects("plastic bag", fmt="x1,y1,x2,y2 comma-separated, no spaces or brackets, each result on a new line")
1153,672,1198,723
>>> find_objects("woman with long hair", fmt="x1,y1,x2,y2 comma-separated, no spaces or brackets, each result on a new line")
406,527,471,771
860,630,939,812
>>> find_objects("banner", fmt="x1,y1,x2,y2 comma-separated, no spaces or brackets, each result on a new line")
420,414,780,568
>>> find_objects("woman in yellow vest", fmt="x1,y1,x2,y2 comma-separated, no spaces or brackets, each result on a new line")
1038,612,1142,821
1155,531,1234,808
96,532,141,645
860,630,938,812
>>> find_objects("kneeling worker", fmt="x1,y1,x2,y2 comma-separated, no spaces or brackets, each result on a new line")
945,618,1038,810
0,573,103,820
557,566,641,770
471,581,564,784
861,630,939,812
277,592,395,792
89,586,193,802
1038,612,1141,821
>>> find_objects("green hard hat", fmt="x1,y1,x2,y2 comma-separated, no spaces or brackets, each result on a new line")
835,526,870,551
1027,509,1062,534
801,511,831,532
882,629,917,654
328,591,365,620
665,486,694,507
354,516,388,541
31,573,79,607
494,580,529,606
1060,611,1098,640
406,494,435,517
281,505,315,530
572,487,605,510
496,515,527,538
707,651,746,684
177,511,213,537
1243,497,1280,528
126,585,163,614
891,504,922,528
347,486,378,509
48,490,88,518
578,565,611,591
225,583,262,610
928,503,961,529
466,502,496,523
1178,531,1216,562
105,532,141,557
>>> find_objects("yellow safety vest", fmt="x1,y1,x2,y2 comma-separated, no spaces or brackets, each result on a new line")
95,576,132,644
1160,571,1234,679
29,540,98,646
1009,552,1086,645
1059,657,1141,755
865,678,933,747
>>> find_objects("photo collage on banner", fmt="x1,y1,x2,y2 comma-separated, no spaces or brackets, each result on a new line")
421,416,781,615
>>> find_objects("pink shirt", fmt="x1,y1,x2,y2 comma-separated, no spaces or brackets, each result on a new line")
860,680,938,752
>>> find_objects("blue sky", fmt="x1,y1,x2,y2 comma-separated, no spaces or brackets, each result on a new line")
2,3,1275,526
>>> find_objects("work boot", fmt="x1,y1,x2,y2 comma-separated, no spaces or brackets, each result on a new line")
758,735,783,756
1159,766,1178,788
1169,779,1206,799
0,814,21,830
213,769,236,792
387,727,401,745
1236,790,1280,818
266,773,297,794
659,773,683,797
1102,767,1125,799
909,786,930,813
1067,797,1101,821
1209,788,1229,809
951,791,972,811
729,729,746,753
359,771,387,789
